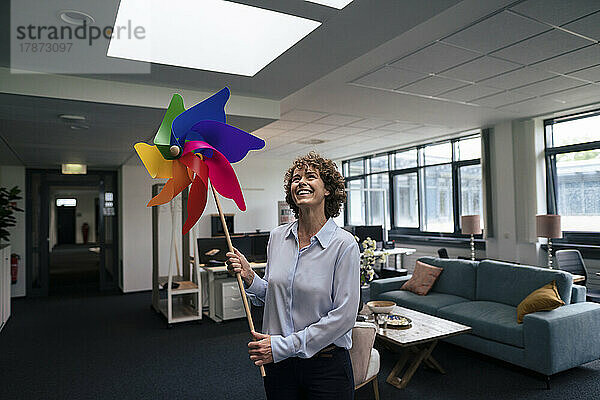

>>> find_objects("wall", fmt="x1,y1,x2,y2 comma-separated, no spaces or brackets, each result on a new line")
0,166,26,297
120,156,292,292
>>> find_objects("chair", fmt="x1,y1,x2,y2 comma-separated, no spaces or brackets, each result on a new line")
349,322,380,400
438,248,449,258
556,249,600,303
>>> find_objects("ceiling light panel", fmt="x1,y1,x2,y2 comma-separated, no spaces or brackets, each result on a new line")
305,1,354,10
107,0,321,76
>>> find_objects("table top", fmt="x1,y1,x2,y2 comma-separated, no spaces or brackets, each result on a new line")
374,305,471,348
201,262,266,273
371,248,416,256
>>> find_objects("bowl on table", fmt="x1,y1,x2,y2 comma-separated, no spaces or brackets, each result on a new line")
366,300,396,314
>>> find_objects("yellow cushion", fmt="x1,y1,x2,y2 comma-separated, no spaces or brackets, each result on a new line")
516,280,565,324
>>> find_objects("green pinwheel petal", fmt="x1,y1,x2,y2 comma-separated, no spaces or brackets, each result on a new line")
154,94,185,160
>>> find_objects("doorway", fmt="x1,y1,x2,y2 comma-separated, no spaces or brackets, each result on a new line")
26,170,119,296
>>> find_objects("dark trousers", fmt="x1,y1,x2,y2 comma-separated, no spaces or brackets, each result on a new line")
263,346,354,400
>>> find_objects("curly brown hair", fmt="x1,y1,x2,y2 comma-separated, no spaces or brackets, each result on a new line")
284,152,346,219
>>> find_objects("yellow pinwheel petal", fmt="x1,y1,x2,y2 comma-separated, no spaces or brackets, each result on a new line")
134,143,173,178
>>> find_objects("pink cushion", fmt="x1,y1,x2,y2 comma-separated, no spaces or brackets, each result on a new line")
401,261,443,296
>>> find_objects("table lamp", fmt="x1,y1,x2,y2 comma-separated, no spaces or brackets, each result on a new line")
536,214,562,269
461,215,481,261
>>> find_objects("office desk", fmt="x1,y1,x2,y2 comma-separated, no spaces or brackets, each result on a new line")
370,247,416,271
202,263,266,322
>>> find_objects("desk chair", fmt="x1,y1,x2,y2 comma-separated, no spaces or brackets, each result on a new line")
349,322,380,400
438,248,449,258
556,249,600,303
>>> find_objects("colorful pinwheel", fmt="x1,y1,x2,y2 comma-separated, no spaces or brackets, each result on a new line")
134,88,265,234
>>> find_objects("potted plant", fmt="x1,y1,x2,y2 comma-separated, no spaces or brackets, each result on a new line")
0,186,24,244
357,236,387,287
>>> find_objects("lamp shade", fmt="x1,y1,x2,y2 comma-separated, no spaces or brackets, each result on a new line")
461,215,481,235
536,214,562,238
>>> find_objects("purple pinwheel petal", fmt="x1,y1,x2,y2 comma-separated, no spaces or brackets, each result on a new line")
187,120,265,163
171,87,229,145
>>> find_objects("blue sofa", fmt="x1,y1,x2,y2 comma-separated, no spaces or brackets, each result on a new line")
370,257,600,377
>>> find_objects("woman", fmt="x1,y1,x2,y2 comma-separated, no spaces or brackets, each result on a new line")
227,152,360,399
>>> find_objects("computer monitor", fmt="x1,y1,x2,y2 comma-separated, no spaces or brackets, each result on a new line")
250,233,269,263
231,236,252,260
197,237,229,264
354,225,383,244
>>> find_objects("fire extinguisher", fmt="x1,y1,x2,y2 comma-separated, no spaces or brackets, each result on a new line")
11,253,20,284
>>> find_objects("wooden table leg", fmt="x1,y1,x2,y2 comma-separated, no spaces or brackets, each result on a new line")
407,346,446,374
386,340,438,389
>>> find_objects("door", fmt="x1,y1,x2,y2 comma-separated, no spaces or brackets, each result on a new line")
56,207,76,244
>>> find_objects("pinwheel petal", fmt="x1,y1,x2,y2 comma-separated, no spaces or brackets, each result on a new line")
147,160,191,207
182,141,246,211
183,174,208,234
134,143,173,178
186,121,265,163
153,94,185,160
171,87,229,143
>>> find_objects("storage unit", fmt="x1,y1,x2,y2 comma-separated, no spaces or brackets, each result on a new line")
215,278,247,320
0,245,11,332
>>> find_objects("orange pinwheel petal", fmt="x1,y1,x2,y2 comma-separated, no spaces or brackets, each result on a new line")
147,160,191,207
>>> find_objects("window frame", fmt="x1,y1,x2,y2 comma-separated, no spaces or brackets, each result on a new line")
342,133,483,240
544,108,600,243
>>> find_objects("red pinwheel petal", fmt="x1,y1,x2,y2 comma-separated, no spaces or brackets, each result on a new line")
147,160,191,207
182,141,246,211
183,174,208,234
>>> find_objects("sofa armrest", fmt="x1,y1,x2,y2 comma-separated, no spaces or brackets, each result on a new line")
370,276,411,299
523,302,600,375
571,285,587,303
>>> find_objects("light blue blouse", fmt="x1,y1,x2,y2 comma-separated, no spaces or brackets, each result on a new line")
245,218,360,363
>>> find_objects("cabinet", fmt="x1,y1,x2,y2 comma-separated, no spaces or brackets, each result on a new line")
215,279,246,320
0,245,10,332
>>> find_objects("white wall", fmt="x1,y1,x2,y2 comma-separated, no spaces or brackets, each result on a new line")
0,166,26,297
120,156,291,292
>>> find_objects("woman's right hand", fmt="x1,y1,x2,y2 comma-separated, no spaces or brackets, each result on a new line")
226,247,254,287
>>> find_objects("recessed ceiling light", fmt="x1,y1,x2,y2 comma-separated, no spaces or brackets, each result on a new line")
107,0,321,76
57,10,95,26
298,138,326,145
70,124,89,130
305,0,354,9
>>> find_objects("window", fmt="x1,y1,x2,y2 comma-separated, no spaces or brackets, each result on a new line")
342,133,483,236
545,111,600,233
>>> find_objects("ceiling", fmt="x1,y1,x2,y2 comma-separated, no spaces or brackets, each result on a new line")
1,0,600,166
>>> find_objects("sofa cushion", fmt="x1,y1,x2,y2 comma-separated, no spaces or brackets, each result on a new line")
476,260,573,307
438,301,524,348
517,280,564,323
378,290,469,315
401,261,443,295
418,257,478,300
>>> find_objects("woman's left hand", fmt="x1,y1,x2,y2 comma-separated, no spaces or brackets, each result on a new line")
248,331,273,366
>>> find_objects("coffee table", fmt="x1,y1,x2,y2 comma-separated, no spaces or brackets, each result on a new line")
374,305,471,389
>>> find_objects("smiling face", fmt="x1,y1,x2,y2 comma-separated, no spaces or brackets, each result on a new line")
290,166,330,213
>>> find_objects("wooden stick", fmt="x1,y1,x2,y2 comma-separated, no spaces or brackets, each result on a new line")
210,185,266,378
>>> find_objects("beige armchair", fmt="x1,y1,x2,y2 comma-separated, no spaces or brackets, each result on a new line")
349,321,380,399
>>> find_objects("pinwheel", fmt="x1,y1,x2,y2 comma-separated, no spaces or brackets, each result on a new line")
134,87,266,376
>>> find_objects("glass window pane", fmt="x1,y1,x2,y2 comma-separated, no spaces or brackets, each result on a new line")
369,155,388,173
459,164,484,229
552,114,600,147
456,136,481,161
393,173,418,227
349,159,364,176
555,149,600,231
366,173,389,227
346,179,365,225
342,162,348,177
424,142,452,165
394,149,417,169
423,165,453,232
